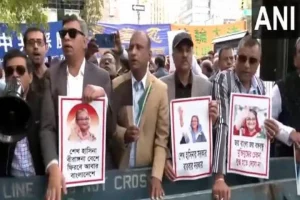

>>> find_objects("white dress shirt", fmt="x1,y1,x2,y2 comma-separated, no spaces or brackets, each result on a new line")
271,84,295,146
46,58,108,171
129,73,147,168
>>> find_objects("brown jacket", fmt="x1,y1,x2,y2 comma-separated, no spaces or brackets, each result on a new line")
112,72,169,180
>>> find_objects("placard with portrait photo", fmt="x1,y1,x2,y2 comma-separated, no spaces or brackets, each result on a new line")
227,93,271,179
170,96,212,181
58,97,106,187
294,144,300,195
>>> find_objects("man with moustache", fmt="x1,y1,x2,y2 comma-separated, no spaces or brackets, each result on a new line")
0,49,45,177
212,35,299,200
160,32,219,181
23,27,49,95
100,51,118,79
112,31,169,200
40,15,113,200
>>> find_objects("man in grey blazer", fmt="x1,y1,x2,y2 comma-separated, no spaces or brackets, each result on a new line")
40,15,115,200
160,32,219,181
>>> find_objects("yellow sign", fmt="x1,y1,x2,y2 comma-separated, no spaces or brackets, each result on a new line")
119,28,135,43
151,48,165,55
146,28,162,43
171,21,246,57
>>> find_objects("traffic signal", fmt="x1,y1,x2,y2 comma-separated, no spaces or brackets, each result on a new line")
241,0,244,9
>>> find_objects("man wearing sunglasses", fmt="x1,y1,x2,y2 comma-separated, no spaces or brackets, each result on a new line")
211,35,296,200
0,49,45,178
40,15,114,200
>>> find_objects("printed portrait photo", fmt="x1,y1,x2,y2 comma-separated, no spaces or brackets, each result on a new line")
233,105,267,139
170,97,212,180
173,101,210,146
179,111,207,144
67,103,99,143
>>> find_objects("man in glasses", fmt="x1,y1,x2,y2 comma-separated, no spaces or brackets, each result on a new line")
40,15,114,200
0,49,45,177
271,38,300,157
211,35,296,200
23,27,49,96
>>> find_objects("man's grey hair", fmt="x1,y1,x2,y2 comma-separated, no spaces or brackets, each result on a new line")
237,35,261,54
62,14,89,37
78,19,89,37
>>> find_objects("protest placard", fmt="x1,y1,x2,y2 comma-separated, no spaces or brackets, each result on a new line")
59,97,106,187
170,97,212,181
294,145,300,195
227,93,270,179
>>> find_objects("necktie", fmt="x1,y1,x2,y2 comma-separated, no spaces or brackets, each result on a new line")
130,81,143,168
134,81,142,92
134,81,143,125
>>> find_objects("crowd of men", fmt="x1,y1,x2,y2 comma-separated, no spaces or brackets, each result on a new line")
1,14,300,200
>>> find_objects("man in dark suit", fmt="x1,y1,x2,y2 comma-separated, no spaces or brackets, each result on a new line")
153,55,168,78
0,49,45,177
40,15,114,200
160,32,219,181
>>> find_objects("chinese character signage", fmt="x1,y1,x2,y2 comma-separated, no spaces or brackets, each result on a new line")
0,21,63,59
96,23,171,56
171,21,246,57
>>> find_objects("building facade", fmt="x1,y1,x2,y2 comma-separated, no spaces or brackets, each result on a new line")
178,0,211,25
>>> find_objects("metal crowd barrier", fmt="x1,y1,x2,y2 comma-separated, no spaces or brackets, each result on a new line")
141,179,297,200
0,158,295,200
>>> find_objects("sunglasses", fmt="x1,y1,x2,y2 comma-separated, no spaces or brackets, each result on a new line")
5,66,26,77
59,28,85,39
237,55,259,65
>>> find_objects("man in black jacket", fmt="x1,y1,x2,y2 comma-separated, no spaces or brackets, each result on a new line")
153,55,168,78
0,49,45,177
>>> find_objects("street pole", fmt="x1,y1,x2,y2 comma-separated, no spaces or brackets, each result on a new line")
137,0,140,24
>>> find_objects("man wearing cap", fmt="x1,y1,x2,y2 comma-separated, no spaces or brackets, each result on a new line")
161,32,219,181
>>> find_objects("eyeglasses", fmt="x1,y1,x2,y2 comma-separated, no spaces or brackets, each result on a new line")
237,55,259,65
26,39,45,47
59,28,85,39
5,66,26,77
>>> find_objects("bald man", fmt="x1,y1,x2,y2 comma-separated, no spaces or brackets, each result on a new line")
111,31,168,199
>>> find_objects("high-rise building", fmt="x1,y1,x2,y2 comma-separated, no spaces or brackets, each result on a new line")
149,0,167,24
101,0,120,23
178,0,212,25
44,0,84,21
208,0,243,24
